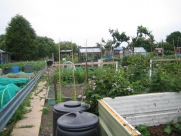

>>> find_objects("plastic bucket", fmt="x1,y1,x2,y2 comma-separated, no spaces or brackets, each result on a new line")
12,66,19,73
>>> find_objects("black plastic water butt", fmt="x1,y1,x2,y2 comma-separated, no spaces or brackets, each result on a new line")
57,111,100,136
53,101,90,136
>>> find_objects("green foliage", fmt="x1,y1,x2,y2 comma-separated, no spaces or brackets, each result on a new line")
36,36,58,59
56,90,64,103
164,117,181,135
166,31,181,47
59,41,79,53
84,68,133,114
157,41,174,55
8,94,31,124
0,126,13,136
5,14,38,61
136,124,150,136
109,29,130,48
0,61,45,72
54,67,103,85
150,61,181,92
41,107,49,115
0,34,6,50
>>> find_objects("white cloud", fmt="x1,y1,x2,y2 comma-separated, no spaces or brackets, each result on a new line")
0,0,181,46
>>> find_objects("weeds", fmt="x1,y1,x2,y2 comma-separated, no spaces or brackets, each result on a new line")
164,117,181,135
18,125,34,128
41,107,49,115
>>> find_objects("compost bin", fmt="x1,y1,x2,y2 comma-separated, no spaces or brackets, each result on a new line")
53,101,90,136
57,111,100,136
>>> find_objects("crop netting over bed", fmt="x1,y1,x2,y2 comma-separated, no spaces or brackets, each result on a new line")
0,83,21,109
0,77,29,85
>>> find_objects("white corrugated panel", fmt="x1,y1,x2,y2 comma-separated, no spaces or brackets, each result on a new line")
93,48,101,52
102,92,181,126
79,48,101,53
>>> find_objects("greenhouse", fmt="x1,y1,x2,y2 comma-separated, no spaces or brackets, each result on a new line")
78,47,101,62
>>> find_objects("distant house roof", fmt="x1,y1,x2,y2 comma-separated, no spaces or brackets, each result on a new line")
114,47,123,51
61,50,72,53
0,49,5,53
79,47,101,53
155,48,163,50
134,47,146,53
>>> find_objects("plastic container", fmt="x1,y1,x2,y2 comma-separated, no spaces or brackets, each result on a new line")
25,64,33,73
57,111,100,136
4,67,11,74
12,66,19,73
53,101,90,136
47,60,53,66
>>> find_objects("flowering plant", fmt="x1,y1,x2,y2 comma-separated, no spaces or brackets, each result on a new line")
84,68,134,114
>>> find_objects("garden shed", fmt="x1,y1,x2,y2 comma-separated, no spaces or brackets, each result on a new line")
60,50,73,58
114,47,123,56
154,48,164,56
0,49,11,64
78,47,101,63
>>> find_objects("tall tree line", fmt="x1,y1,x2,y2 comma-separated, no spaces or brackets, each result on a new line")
0,14,79,61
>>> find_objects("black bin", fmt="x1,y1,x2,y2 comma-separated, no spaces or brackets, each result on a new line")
47,60,53,66
57,111,100,136
53,101,90,136
4,67,11,74
25,64,34,73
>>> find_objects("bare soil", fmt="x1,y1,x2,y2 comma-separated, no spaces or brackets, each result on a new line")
148,124,180,136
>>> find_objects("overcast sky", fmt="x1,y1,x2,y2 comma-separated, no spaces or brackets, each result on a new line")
0,0,181,47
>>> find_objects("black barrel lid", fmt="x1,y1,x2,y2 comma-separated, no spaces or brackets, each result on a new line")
57,111,98,130
54,101,90,113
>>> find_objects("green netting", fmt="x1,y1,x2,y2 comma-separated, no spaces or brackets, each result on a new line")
0,83,22,109
0,77,29,85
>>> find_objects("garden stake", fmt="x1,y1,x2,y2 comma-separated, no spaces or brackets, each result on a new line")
54,76,57,101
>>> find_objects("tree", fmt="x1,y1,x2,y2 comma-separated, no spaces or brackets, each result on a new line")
0,34,6,50
58,41,79,53
109,29,130,48
5,14,38,60
36,36,58,59
166,31,181,47
156,41,174,55
131,25,154,53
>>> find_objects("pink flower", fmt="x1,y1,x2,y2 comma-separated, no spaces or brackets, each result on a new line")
82,96,86,99
78,95,82,98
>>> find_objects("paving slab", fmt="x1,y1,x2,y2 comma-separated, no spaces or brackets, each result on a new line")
11,81,47,136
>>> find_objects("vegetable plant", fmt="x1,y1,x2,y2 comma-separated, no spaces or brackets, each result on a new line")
136,124,150,136
164,117,181,135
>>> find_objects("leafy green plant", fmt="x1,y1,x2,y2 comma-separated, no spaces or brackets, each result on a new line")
84,68,133,114
136,124,150,136
56,90,64,103
18,125,34,128
164,117,181,135
41,107,49,115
